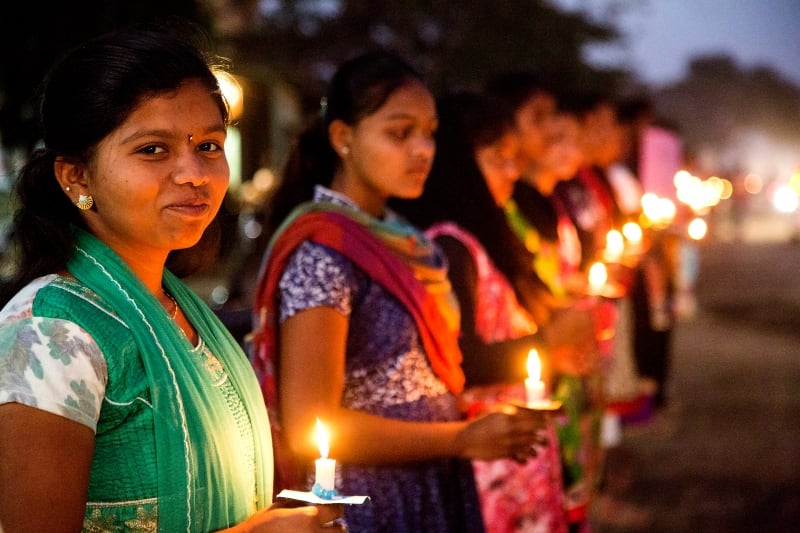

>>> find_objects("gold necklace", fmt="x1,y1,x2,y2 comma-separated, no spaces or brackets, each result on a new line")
162,289,179,320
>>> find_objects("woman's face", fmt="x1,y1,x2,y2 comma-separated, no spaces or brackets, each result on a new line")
81,79,229,264
540,113,584,188
582,102,622,167
333,80,437,215
515,91,557,171
476,130,522,206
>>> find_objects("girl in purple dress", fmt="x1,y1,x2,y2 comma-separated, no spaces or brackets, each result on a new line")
251,51,548,533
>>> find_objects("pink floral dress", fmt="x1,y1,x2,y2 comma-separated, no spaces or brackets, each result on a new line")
426,222,568,533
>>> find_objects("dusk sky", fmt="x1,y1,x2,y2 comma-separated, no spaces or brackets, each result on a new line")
551,0,800,87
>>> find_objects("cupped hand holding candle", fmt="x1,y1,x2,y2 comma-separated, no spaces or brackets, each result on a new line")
313,418,337,498
525,349,547,407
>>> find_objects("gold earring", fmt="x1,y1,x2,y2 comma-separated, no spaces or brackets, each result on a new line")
76,194,94,210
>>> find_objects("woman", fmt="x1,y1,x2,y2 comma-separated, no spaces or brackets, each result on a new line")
393,90,569,533
251,51,547,533
510,107,585,298
0,22,342,532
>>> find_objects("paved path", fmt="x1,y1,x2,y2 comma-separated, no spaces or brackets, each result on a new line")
595,240,800,532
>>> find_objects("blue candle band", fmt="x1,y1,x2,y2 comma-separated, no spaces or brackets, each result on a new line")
312,483,339,500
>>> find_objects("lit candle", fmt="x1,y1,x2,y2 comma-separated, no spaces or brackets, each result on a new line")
604,229,624,263
622,221,643,253
588,261,608,296
314,418,336,493
525,349,547,407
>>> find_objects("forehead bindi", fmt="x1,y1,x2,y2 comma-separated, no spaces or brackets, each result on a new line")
119,88,224,144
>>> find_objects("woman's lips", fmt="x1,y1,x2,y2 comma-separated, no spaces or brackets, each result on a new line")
165,198,211,217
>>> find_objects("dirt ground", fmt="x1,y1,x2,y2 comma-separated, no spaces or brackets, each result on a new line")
591,239,800,532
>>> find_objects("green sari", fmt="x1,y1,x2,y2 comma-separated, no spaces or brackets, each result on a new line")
66,228,272,532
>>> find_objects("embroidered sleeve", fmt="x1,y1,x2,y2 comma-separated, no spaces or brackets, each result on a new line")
277,241,356,321
0,316,107,431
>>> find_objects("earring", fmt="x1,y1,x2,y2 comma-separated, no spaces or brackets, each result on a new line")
65,186,71,192
341,146,350,155
76,194,94,210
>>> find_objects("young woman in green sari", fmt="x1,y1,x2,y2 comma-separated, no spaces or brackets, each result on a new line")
0,21,342,532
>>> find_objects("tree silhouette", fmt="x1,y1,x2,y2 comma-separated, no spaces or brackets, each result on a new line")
223,0,624,114
654,54,800,177
0,0,206,153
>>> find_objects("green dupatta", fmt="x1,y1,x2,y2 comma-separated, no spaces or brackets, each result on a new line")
67,228,272,533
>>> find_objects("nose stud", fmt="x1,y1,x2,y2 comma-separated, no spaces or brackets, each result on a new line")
188,134,193,143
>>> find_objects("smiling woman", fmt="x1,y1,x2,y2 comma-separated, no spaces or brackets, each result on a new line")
0,19,344,533
59,78,230,273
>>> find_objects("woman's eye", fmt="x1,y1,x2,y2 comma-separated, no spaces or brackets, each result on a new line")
138,145,165,155
198,141,223,152
390,127,411,140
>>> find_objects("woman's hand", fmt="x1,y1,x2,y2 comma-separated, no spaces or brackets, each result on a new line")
542,305,596,349
235,502,345,532
549,338,600,376
455,405,550,463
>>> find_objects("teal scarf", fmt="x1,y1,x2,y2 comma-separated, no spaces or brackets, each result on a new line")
67,228,272,532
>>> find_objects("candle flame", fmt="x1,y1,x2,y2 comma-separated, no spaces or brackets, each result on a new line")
315,418,330,459
622,221,642,243
605,229,624,257
526,349,541,381
588,262,608,292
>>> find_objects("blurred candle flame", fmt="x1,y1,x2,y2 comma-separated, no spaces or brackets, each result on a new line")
588,262,608,294
315,418,330,459
687,217,708,240
527,349,541,381
622,221,642,244
605,229,624,260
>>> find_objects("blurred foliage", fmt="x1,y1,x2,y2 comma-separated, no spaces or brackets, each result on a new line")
225,0,626,113
654,55,800,155
0,0,209,152
0,0,627,153
2,0,798,176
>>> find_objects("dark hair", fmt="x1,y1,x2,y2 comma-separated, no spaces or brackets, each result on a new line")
556,89,613,120
616,96,654,126
0,20,227,303
265,50,425,234
484,70,553,112
392,90,515,228
391,91,536,303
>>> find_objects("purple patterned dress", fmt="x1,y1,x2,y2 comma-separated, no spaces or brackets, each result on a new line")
276,187,484,533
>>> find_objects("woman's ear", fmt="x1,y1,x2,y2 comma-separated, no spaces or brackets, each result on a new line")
53,157,89,197
328,120,353,157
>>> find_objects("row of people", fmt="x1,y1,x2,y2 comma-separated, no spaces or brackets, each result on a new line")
0,19,678,533
250,50,666,532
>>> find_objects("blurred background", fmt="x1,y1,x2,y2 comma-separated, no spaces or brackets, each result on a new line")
2,0,799,314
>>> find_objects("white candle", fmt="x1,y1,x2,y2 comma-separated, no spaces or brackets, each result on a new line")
525,349,547,406
588,261,608,296
314,418,336,492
